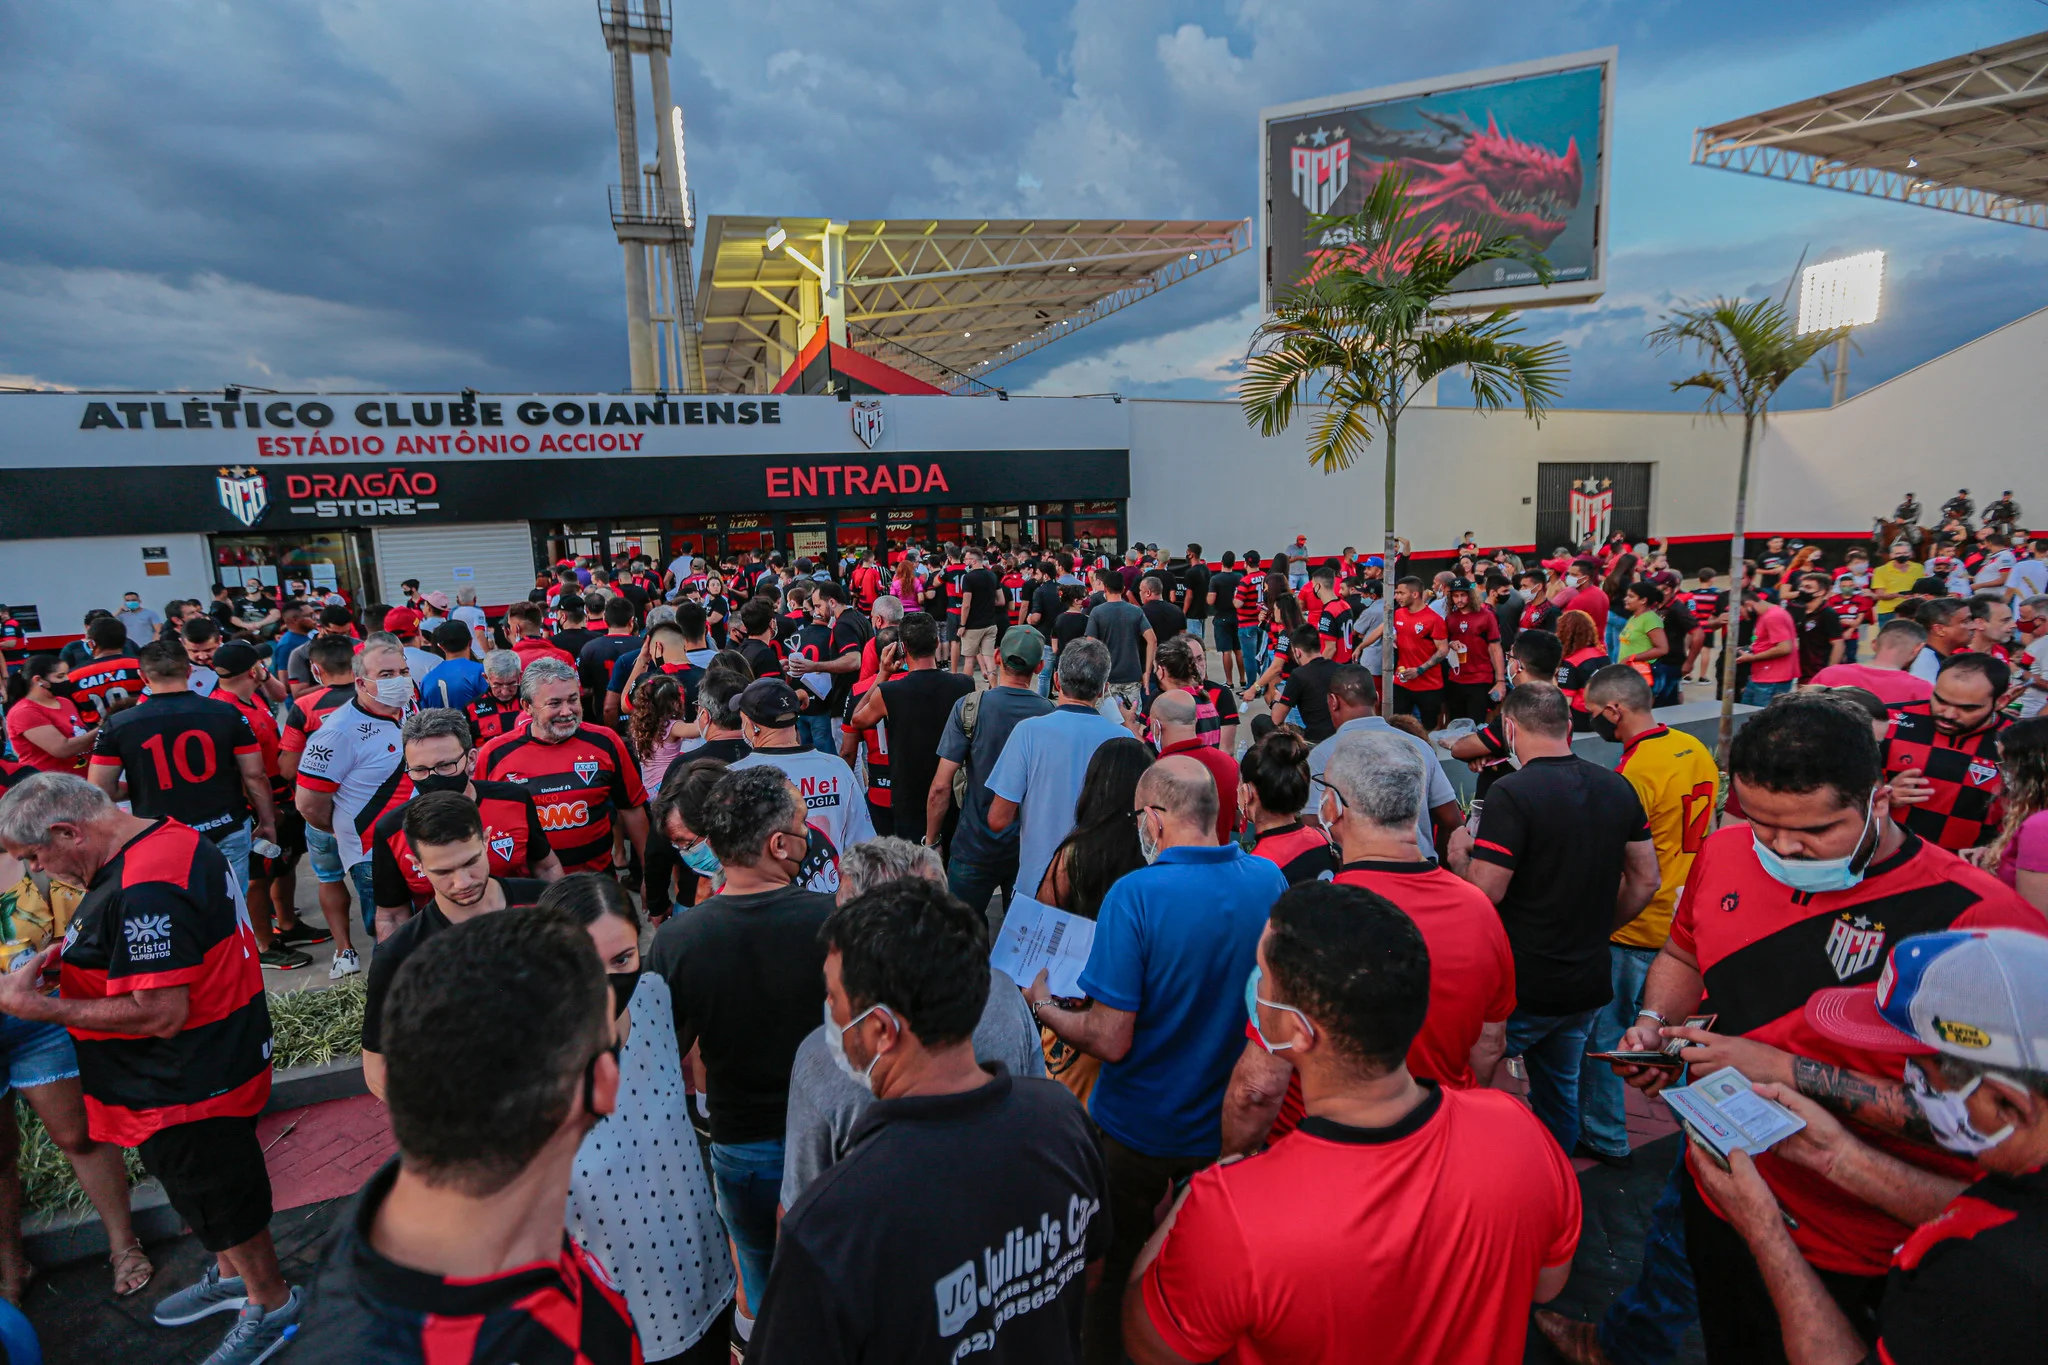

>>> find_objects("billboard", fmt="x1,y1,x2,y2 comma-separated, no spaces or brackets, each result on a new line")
1260,48,1614,312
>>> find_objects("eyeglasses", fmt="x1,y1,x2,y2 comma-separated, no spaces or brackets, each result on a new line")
1127,805,1167,825
403,756,467,780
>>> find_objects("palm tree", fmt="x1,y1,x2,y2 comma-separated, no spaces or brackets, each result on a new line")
1647,297,1843,759
1240,168,1569,683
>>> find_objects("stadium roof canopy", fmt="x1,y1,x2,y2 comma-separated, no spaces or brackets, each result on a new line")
696,216,1249,394
1692,29,2048,229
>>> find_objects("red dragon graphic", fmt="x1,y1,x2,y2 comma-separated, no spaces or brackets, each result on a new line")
1304,109,1583,283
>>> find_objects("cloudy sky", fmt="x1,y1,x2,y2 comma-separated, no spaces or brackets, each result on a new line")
4,0,2046,411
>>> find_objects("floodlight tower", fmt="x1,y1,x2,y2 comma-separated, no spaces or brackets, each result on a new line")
1797,250,1885,406
599,0,704,393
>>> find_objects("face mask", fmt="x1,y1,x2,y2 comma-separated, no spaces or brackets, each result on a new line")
412,771,469,796
1907,1060,2015,1155
122,600,139,610
608,969,641,1019
681,840,721,877
823,1000,888,1094
1592,711,1621,744
1136,812,1161,864
373,676,414,707
1567,574,1586,589
1752,790,1879,894
1244,966,1313,1054
1501,720,1524,770
46,680,76,698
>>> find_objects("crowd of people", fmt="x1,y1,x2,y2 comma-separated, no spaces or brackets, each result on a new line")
0,511,2044,1364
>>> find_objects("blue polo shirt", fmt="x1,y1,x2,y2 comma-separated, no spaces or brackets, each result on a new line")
1077,843,1286,1158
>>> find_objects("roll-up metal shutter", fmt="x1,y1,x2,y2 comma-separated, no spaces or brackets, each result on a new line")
372,522,536,609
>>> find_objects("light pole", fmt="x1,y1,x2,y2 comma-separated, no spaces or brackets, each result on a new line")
1797,250,1885,405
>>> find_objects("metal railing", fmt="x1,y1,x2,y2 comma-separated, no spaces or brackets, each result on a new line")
596,0,671,39
608,185,694,234
848,324,1006,397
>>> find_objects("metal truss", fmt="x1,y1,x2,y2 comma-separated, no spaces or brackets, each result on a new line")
696,217,1250,393
1692,30,2048,228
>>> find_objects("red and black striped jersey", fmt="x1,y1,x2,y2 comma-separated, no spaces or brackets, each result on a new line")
1315,601,1356,662
1670,826,2042,1274
0,756,30,793
465,694,527,743
295,1159,642,1365
843,672,899,807
1234,574,1266,622
59,820,270,1145
279,683,353,757
68,655,143,723
215,687,284,788
368,780,551,909
1140,683,1239,750
1881,705,2007,850
0,617,25,665
1251,821,1340,884
475,724,647,873
89,692,261,841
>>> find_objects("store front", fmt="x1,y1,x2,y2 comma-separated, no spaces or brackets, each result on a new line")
209,529,380,606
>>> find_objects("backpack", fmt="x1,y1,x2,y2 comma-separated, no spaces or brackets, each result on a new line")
950,691,984,806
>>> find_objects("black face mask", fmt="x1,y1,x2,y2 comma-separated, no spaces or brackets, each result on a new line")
411,771,469,796
1592,712,1622,744
608,969,642,1018
46,680,76,698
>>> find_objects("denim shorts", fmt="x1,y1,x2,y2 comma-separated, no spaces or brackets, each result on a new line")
0,1012,80,1092
306,825,345,884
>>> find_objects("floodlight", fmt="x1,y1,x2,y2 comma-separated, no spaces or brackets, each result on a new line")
1798,250,1885,333
671,106,693,228
766,222,787,252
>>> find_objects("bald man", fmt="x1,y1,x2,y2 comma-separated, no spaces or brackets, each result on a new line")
1026,752,1287,1363
1150,690,1239,844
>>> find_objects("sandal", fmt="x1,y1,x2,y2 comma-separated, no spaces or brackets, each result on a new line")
110,1240,153,1298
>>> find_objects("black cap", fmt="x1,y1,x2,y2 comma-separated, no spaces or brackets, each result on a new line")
213,641,263,678
1447,577,1474,594
737,677,801,727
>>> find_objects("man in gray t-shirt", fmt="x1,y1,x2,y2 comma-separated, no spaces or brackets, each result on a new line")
1084,569,1155,695
934,628,1055,913
779,964,1043,1210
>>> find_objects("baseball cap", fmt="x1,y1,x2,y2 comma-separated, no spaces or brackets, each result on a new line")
422,590,450,611
737,677,801,727
382,606,422,637
1806,929,2048,1069
998,625,1044,671
1447,577,1474,595
213,641,263,678
1364,555,1384,567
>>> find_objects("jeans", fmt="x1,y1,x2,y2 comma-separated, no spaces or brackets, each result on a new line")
948,853,1019,928
1741,679,1793,708
1651,659,1683,707
1504,1005,1602,1152
709,1137,786,1313
1237,626,1266,680
1580,945,1660,1160
1598,1147,1699,1365
798,714,836,755
306,825,345,884
1287,571,1308,593
217,819,252,899
1036,661,1054,697
1605,616,1624,660
346,860,376,937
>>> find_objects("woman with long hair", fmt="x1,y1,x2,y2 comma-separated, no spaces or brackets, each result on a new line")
1777,544,1824,599
630,672,690,795
548,874,735,1363
1599,553,1639,657
1554,609,1610,731
1239,730,1337,883
3,655,95,773
1980,718,2048,912
1246,585,1308,704
1036,737,1153,1104
646,756,732,914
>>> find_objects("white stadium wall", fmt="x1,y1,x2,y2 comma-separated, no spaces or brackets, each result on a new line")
0,533,213,636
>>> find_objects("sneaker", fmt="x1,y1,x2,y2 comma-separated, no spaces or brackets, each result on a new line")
1573,1139,1634,1170
259,945,313,971
328,948,361,981
199,1287,302,1365
274,921,332,947
153,1262,247,1327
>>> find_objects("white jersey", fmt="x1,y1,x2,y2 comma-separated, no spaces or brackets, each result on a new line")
294,697,406,868
729,743,875,895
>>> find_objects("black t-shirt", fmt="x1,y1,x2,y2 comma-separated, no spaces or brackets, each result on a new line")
752,1068,1108,1365
1051,610,1089,660
1141,598,1187,644
879,669,974,824
1873,1167,2048,1365
578,634,640,701
1278,656,1339,741
786,619,835,715
359,879,546,1054
1209,570,1244,630
1180,562,1211,620
960,568,1004,630
1028,582,1063,642
646,884,836,1143
1789,602,1843,679
89,691,260,842
549,627,596,662
1468,755,1651,1014
734,636,781,680
826,610,874,717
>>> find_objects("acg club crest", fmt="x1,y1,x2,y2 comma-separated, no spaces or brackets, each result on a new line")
1569,477,1614,546
217,466,269,528
851,399,884,450
1290,134,1351,214
1825,912,1887,981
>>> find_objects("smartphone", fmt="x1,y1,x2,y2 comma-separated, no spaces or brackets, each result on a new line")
1589,1014,1717,1068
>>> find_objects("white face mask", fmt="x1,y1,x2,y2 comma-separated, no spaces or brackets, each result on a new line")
1907,1059,2016,1155
372,676,414,707
823,1000,889,1094
1136,812,1162,864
